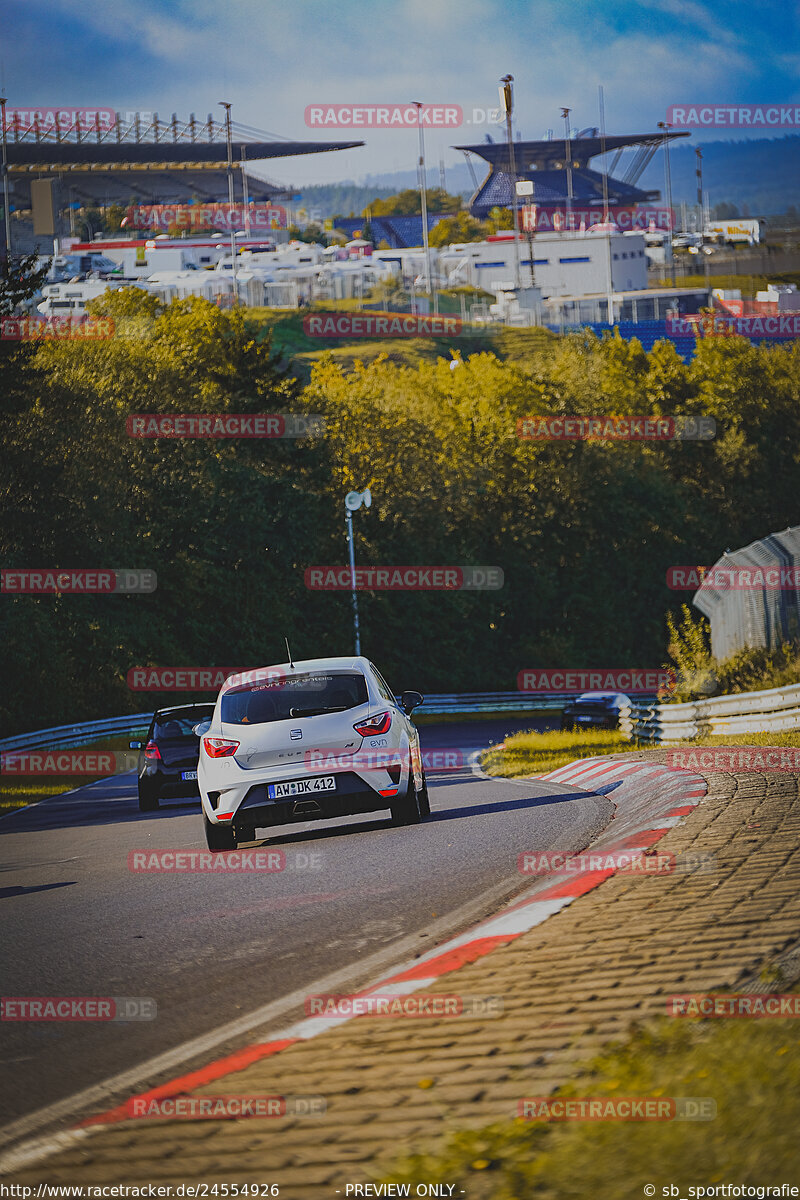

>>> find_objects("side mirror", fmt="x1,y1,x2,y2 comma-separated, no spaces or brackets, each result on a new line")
129,740,143,750
192,719,212,737
400,690,424,715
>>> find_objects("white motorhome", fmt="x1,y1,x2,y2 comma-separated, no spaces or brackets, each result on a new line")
45,252,121,282
102,245,226,279
218,241,323,272
37,279,147,316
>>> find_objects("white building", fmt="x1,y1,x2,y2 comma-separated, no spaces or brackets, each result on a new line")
438,229,648,297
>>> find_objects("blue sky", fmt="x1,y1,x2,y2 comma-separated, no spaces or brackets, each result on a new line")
2,0,798,188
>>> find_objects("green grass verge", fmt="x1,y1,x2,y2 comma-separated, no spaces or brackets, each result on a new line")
481,728,629,777
380,1006,800,1197
0,732,146,815
245,308,557,381
482,726,800,778
654,270,800,296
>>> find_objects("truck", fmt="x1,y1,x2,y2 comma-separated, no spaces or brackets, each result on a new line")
704,219,765,247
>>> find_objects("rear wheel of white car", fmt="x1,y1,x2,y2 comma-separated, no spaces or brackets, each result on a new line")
204,814,237,851
390,774,423,826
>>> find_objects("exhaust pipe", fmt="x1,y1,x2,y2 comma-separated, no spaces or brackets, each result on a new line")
293,799,322,815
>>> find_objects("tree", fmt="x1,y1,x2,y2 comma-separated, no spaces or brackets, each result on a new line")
712,202,740,220
3,295,799,731
105,203,128,233
0,252,50,314
487,206,514,231
287,223,327,245
429,212,488,247
0,253,52,418
76,206,105,240
366,188,463,217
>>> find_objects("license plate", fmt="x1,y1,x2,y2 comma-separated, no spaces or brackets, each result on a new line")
181,770,198,781
268,776,336,800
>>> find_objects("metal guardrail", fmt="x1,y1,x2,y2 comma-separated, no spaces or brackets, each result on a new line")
0,692,627,754
0,713,153,755
620,683,800,743
411,692,572,715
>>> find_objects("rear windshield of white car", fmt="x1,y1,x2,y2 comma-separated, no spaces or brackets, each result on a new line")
220,671,369,725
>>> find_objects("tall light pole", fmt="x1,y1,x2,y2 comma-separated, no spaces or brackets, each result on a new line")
561,106,573,233
241,146,250,239
0,97,12,259
598,84,614,324
344,488,371,655
412,102,433,298
500,75,521,290
657,120,676,284
516,178,535,286
219,101,237,301
695,146,705,231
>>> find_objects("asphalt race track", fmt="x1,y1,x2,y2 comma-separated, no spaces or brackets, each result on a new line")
0,718,614,1143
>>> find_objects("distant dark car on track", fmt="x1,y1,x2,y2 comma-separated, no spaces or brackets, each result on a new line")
131,704,216,812
560,691,632,731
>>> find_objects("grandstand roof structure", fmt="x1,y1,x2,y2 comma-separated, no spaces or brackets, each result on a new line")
454,131,690,218
334,214,452,249
4,112,364,209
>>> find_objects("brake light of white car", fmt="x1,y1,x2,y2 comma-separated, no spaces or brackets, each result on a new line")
203,737,240,758
353,711,392,736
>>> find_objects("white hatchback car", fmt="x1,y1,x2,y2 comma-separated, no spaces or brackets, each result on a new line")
197,656,429,850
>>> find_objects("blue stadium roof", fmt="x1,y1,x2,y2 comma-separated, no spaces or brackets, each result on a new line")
455,132,687,219
471,167,655,217
334,214,452,249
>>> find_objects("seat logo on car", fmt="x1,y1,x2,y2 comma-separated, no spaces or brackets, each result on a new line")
290,729,303,740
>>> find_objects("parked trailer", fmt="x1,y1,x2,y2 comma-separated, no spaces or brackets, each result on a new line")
705,219,764,246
